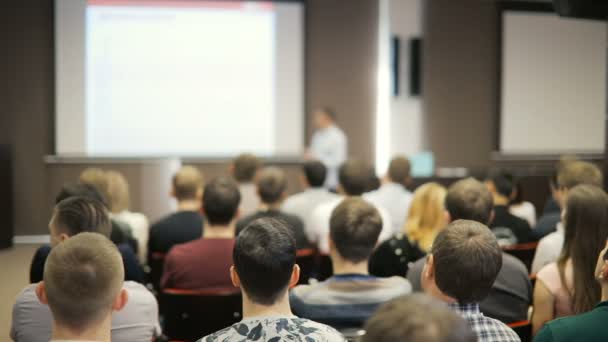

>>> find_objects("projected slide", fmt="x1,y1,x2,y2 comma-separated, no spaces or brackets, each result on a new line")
55,0,304,157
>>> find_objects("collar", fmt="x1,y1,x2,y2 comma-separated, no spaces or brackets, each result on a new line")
448,302,481,315
329,273,376,281
596,301,608,309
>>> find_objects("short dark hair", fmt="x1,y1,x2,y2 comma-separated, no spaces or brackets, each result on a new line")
318,107,337,120
388,156,411,185
303,161,327,187
432,220,502,304
363,294,476,342
445,178,493,224
558,161,603,190
233,154,262,183
202,177,241,225
338,159,371,196
487,171,515,198
233,218,296,305
52,196,112,239
256,167,287,204
330,197,383,263
55,183,108,207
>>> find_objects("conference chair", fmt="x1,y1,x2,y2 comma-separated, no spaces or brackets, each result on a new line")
502,242,539,273
316,254,333,282
296,248,316,285
148,252,166,292
339,328,366,342
508,320,532,342
160,288,242,342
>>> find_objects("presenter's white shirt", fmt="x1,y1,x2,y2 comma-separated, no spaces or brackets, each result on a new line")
310,125,347,189
364,182,413,236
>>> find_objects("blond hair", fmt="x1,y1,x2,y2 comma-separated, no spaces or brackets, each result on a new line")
106,170,130,213
404,182,447,252
172,165,204,201
79,168,110,203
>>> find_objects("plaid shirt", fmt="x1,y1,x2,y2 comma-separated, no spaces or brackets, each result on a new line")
449,303,521,342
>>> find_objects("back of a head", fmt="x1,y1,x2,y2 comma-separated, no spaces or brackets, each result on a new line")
445,178,494,224
557,161,603,190
233,218,296,305
55,183,107,207
363,294,476,342
388,156,411,186
202,176,241,226
405,183,447,244
52,196,112,239
338,159,371,196
431,220,502,304
79,168,110,203
303,160,327,188
172,165,204,201
256,167,287,204
330,197,383,263
105,170,130,213
486,170,515,198
233,153,261,183
44,232,124,332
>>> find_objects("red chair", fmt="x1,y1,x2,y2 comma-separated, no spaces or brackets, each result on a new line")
502,242,538,273
148,252,166,292
508,320,532,342
296,248,317,285
160,288,242,342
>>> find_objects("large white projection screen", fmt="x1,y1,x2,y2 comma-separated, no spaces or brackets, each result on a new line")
55,0,304,157
500,11,606,154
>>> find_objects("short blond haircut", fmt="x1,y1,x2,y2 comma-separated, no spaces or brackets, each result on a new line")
106,170,130,213
172,166,204,201
44,232,124,331
557,161,603,190
405,182,447,252
79,168,110,203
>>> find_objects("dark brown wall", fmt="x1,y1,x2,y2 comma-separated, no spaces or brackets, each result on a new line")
421,0,498,171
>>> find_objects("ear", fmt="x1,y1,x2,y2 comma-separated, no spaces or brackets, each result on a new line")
337,184,345,195
488,210,495,225
299,174,309,188
59,233,70,243
289,264,301,289
233,208,241,221
35,282,48,305
230,265,241,288
112,288,129,312
444,210,451,224
328,235,335,253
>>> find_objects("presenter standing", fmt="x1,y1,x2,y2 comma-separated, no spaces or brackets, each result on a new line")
306,107,347,190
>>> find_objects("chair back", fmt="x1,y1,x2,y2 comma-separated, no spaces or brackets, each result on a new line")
296,248,317,284
317,254,333,281
160,288,242,342
502,242,538,273
339,328,366,342
148,252,166,292
508,320,532,342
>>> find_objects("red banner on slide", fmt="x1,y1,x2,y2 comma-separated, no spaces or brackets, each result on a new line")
88,0,273,10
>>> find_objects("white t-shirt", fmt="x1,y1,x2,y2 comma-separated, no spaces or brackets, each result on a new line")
112,210,149,264
309,125,347,189
509,201,537,227
531,223,564,274
282,188,340,243
363,182,413,236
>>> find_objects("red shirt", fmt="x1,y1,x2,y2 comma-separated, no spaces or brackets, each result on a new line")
161,238,235,290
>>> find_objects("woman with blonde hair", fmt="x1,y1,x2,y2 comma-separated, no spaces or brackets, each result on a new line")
370,182,447,277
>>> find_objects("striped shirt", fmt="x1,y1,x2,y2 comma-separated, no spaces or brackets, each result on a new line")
449,303,521,342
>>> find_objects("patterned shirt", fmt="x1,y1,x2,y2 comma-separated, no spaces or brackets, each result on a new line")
449,303,521,342
198,316,346,342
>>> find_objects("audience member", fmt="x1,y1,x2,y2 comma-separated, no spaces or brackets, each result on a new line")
307,107,347,190
29,183,144,283
12,196,159,342
362,294,476,342
161,176,240,289
148,166,204,260
422,220,520,342
230,153,262,217
309,159,393,254
236,166,308,249
106,170,150,264
532,161,603,273
534,245,608,342
531,171,563,240
282,160,339,242
485,171,531,245
407,178,531,324
532,185,608,334
198,218,345,341
364,155,414,235
290,198,411,327
509,179,537,227
369,182,445,277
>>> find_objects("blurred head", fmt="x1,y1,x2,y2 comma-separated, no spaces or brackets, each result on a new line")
256,167,287,205
172,165,204,202
329,197,383,263
49,196,112,247
363,294,476,342
55,183,107,207
79,168,110,204
231,153,261,183
387,156,411,187
302,160,327,188
485,171,515,202
422,220,502,304
560,184,608,314
405,183,448,252
338,159,371,196
36,233,127,334
105,170,130,214
445,178,494,224
313,107,336,129
557,161,603,205
202,177,241,226
231,218,299,305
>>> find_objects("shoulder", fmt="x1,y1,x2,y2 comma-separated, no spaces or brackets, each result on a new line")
14,284,39,308
379,276,412,293
485,317,521,340
502,253,529,275
294,318,346,341
534,324,556,342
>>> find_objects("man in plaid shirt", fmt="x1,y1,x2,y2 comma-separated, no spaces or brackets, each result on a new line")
422,220,521,342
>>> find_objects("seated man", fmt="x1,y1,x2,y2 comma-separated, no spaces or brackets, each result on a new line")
236,166,309,249
230,153,262,217
485,171,531,245
310,159,393,253
35,233,128,342
161,176,240,290
407,178,531,324
148,166,204,258
198,218,345,341
290,197,411,328
422,220,520,342
282,160,339,242
534,246,608,342
12,196,160,342
363,294,476,342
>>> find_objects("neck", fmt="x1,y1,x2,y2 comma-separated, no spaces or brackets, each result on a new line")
601,286,608,302
259,202,282,211
493,195,509,206
331,254,369,275
177,199,200,212
51,316,111,342
242,291,293,319
203,224,235,239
